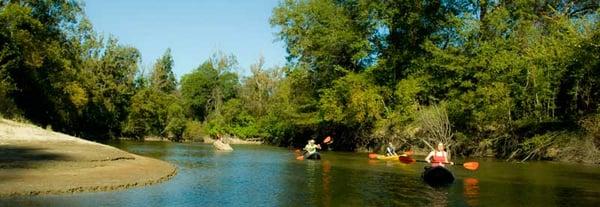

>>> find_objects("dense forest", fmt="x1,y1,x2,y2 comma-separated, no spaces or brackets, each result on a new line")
1,0,599,162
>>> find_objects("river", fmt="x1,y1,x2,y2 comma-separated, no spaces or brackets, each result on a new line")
2,141,599,206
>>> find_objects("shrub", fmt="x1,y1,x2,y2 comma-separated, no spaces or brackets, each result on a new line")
182,120,205,141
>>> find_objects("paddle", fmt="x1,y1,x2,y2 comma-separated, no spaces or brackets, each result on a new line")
398,156,480,171
296,136,333,160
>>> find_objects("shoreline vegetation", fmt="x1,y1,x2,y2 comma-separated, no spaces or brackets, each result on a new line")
0,119,177,197
0,1,598,164
120,135,263,145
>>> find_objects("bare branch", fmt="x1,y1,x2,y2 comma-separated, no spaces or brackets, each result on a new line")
416,104,455,151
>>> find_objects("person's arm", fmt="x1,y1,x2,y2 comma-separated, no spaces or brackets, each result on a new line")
444,152,454,165
316,144,322,149
425,151,434,163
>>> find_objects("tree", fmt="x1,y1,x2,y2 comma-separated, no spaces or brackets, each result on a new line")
123,88,176,138
78,36,141,138
165,100,186,141
150,48,176,93
122,48,183,139
319,72,386,149
0,0,86,131
180,53,238,121
416,104,454,152
239,56,283,117
271,0,373,90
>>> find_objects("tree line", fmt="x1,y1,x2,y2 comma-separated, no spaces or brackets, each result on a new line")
1,0,599,162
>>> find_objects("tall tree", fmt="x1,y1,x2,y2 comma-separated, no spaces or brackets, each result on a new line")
271,0,373,90
239,56,283,117
78,36,141,138
180,53,238,121
151,48,176,93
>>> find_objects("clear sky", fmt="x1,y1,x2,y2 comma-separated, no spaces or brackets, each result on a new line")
83,0,287,79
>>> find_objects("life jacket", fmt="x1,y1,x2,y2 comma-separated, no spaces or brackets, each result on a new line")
432,151,447,167
386,146,395,155
304,144,317,154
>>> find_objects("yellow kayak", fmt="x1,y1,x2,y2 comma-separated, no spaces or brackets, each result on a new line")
375,154,406,160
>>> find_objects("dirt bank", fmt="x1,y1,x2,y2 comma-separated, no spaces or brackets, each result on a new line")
0,119,177,197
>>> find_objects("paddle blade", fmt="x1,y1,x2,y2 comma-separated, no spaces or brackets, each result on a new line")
462,162,479,170
368,153,378,159
324,136,332,144
398,156,416,164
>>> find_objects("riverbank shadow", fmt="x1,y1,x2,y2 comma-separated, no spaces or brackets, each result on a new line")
0,144,72,183
0,144,70,169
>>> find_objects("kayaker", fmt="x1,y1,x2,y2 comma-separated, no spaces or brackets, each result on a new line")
303,139,321,156
385,142,398,156
425,142,453,167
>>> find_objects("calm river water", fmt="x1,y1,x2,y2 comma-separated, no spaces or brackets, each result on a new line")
2,141,599,206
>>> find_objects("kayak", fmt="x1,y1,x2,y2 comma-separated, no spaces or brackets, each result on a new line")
374,154,408,160
304,152,321,160
422,166,455,186
376,155,399,160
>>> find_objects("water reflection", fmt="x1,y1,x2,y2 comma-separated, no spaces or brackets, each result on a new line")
321,160,332,207
421,184,450,207
305,160,319,205
367,159,378,166
463,177,480,206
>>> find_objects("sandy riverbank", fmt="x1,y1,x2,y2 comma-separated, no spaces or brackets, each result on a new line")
0,119,177,197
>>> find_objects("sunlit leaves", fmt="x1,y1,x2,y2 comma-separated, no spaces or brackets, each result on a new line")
151,49,176,93
180,52,239,120
320,73,384,125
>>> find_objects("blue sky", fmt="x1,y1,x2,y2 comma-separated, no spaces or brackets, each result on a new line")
84,0,287,79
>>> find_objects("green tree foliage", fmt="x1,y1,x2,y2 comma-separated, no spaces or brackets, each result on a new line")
258,65,320,145
412,1,599,158
78,36,141,138
213,58,285,139
0,0,85,130
319,72,386,149
2,0,599,162
239,57,282,117
123,88,166,137
123,51,181,140
182,120,205,141
165,100,186,140
0,0,143,139
320,73,385,125
271,0,373,89
150,48,176,93
180,53,238,121
269,0,600,157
